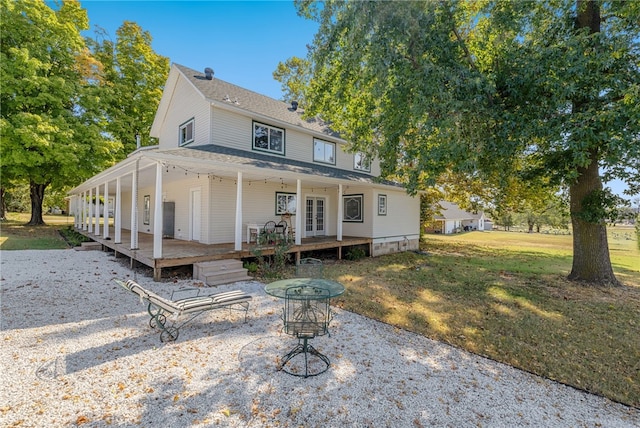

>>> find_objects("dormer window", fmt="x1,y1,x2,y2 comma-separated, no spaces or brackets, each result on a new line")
253,121,285,155
179,118,194,146
313,139,336,165
354,152,371,172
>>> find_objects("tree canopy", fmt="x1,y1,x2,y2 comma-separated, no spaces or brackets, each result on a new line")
0,0,120,224
1,0,168,225
89,21,169,155
290,0,639,285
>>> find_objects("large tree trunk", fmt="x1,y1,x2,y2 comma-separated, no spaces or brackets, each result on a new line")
566,0,619,286
568,152,619,286
27,181,47,226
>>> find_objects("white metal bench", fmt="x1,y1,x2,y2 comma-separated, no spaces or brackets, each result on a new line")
116,279,252,342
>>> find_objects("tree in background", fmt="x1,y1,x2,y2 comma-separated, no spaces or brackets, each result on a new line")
290,0,639,286
0,0,119,225
89,21,169,156
273,56,310,106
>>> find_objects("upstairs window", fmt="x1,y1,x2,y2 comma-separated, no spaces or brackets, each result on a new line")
313,139,336,165
354,152,371,172
179,118,194,146
253,121,285,155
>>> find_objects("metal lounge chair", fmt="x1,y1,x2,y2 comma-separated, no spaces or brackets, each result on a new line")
279,284,331,378
116,279,252,342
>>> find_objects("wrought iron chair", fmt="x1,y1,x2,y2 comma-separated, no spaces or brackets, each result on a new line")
275,221,288,242
279,285,331,378
295,257,323,278
260,221,277,244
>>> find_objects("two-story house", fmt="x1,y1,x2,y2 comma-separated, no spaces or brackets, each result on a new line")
68,64,420,280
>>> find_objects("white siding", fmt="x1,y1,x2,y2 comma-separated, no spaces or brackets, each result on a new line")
158,77,210,150
211,106,382,176
372,190,420,238
341,186,373,237
161,174,210,242
211,108,251,151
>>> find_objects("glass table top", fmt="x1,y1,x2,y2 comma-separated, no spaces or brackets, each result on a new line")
264,278,346,299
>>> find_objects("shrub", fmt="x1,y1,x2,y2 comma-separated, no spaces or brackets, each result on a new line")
58,226,91,247
345,246,366,261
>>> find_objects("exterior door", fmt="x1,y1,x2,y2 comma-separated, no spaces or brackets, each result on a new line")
305,197,326,237
190,188,201,241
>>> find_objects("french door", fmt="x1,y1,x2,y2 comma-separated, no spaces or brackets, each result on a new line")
305,197,326,237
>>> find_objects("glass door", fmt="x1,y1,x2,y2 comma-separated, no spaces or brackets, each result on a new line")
305,197,326,237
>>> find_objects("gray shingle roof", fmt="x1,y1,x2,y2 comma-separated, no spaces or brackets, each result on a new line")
174,63,340,139
161,144,402,188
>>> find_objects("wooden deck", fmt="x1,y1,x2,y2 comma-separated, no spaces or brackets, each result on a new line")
77,227,371,280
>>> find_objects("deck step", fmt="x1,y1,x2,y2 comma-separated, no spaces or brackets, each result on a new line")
193,260,252,286
75,242,102,251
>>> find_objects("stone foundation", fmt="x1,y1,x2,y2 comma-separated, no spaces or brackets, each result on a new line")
372,238,419,257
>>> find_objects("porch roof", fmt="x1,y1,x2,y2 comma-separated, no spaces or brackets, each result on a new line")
68,145,405,195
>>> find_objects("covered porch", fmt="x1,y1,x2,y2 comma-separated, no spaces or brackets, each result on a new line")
78,226,371,281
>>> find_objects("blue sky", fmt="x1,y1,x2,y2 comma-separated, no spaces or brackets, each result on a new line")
79,0,318,100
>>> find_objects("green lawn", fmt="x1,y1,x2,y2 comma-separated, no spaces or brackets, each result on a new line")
321,230,640,408
0,213,74,250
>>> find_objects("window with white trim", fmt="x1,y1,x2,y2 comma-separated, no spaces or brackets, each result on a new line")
179,118,194,146
354,152,371,172
313,139,336,165
253,121,285,155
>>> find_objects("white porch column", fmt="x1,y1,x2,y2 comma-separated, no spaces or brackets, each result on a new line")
88,188,93,233
81,191,86,230
295,179,302,245
72,196,77,228
115,176,122,243
153,162,163,259
94,185,100,236
130,161,139,250
71,195,77,228
234,171,243,251
75,195,81,229
103,181,109,239
337,184,343,241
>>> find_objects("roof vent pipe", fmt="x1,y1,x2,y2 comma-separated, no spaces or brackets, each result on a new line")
204,67,214,80
291,100,298,111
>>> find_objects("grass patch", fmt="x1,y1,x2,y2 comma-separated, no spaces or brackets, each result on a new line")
0,213,75,250
321,230,640,407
